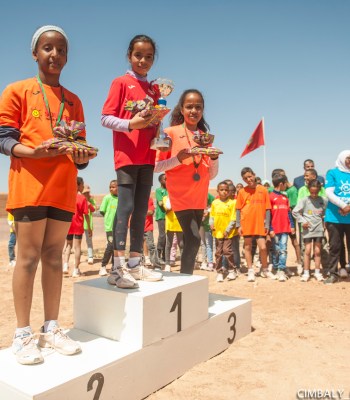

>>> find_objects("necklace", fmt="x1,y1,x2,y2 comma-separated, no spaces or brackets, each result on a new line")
36,75,65,131
183,124,202,181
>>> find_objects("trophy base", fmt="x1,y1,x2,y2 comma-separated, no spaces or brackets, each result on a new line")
150,138,171,150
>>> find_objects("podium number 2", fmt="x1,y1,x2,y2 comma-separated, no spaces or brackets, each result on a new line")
87,372,104,400
170,292,182,332
227,312,237,344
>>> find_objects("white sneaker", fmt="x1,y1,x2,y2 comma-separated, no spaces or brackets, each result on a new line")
164,265,171,272
314,272,324,282
300,273,310,282
338,268,348,279
207,263,215,272
39,327,81,355
216,272,224,282
267,263,273,272
72,268,81,278
296,263,303,276
277,270,287,282
9,260,16,267
227,270,237,280
12,332,43,365
87,257,94,265
128,263,163,282
247,269,255,282
107,268,139,289
200,262,208,270
62,263,69,274
260,269,277,280
144,257,152,266
99,266,108,276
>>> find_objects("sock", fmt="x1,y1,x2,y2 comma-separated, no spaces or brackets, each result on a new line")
315,269,320,275
248,268,254,273
44,320,59,333
114,256,125,269
128,257,141,268
15,326,32,338
304,270,310,276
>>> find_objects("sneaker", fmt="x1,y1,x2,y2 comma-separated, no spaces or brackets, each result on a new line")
87,257,94,265
127,264,163,282
99,266,108,276
216,272,224,282
260,269,277,280
267,263,273,272
72,268,81,278
9,260,16,267
314,272,324,282
107,268,139,289
345,264,350,274
285,267,295,277
144,257,152,266
12,332,43,365
62,263,69,274
324,275,338,285
300,273,310,282
338,268,348,279
277,270,287,282
296,263,303,276
247,269,255,282
164,265,171,272
207,262,215,271
227,270,237,280
39,327,81,355
200,262,208,270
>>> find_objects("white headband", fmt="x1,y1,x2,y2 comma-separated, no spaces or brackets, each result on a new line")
31,25,69,52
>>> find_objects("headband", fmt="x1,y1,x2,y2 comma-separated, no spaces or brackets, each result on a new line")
31,25,69,52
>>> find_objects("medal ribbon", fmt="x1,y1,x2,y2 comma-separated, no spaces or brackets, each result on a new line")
36,75,65,131
183,124,203,170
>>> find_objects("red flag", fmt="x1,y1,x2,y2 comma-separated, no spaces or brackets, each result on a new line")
240,119,265,158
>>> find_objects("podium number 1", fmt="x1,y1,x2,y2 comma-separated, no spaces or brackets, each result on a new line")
170,292,182,332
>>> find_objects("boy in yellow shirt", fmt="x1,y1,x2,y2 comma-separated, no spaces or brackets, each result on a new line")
210,182,237,282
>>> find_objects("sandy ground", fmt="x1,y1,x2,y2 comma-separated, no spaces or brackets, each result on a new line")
0,217,350,400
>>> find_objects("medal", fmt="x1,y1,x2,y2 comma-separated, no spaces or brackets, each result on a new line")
193,172,201,181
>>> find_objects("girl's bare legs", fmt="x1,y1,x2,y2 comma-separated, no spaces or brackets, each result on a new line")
243,237,253,268
257,237,268,269
63,239,72,267
73,238,82,270
13,220,47,327
313,242,321,270
41,219,70,321
303,242,311,272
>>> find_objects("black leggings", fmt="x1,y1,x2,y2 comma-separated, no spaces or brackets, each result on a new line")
325,222,350,276
113,166,153,253
175,209,204,274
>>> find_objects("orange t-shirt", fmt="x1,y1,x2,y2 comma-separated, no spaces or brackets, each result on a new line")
0,77,85,213
156,124,211,212
235,185,271,236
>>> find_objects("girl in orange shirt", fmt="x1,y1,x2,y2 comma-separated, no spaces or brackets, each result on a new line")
0,25,96,365
155,89,219,274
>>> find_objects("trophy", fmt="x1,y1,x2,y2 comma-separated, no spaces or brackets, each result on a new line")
188,132,223,156
150,78,175,150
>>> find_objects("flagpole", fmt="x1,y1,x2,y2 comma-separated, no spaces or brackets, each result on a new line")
262,117,267,180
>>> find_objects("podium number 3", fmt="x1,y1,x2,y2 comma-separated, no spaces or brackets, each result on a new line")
227,312,237,344
87,372,104,400
170,292,182,332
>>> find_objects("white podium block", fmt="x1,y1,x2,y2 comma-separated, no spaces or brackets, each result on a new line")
74,273,209,348
0,293,251,400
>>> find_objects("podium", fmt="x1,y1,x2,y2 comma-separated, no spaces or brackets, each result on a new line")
0,272,251,400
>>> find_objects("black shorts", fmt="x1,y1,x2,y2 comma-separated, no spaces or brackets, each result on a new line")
66,234,83,240
303,237,323,244
116,164,154,186
12,206,73,222
243,235,266,239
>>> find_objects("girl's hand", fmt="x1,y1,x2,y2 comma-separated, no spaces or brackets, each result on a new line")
69,148,97,164
302,222,309,229
340,205,350,215
31,144,69,158
269,230,275,238
177,148,192,163
129,111,154,130
238,227,243,236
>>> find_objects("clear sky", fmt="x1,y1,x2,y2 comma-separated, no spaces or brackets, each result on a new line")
1,0,349,194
